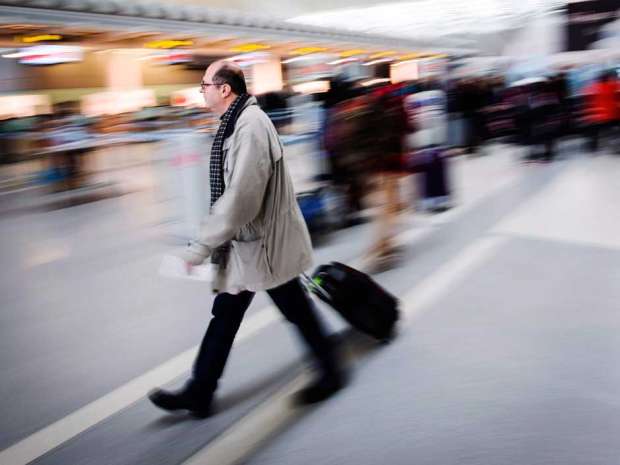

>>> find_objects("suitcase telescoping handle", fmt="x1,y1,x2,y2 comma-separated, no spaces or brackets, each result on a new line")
301,272,332,303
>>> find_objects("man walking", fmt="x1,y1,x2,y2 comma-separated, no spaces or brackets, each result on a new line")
149,61,345,417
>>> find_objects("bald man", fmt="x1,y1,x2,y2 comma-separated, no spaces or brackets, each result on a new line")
149,61,345,417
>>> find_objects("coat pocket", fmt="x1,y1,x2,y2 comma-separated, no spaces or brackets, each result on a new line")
235,222,264,242
231,239,273,284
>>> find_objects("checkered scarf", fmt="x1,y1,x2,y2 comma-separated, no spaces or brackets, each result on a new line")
209,93,250,208
208,93,250,266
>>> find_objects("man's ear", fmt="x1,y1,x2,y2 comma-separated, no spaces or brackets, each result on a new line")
221,83,232,98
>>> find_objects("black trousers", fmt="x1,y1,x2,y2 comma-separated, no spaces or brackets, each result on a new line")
587,121,619,152
464,113,484,153
188,277,338,399
528,137,555,161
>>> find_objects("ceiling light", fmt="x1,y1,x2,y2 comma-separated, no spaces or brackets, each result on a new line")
361,78,390,87
327,57,358,65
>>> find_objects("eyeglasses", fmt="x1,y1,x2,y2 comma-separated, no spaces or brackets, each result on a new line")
199,81,223,92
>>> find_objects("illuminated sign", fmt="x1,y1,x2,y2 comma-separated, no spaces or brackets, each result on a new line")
145,40,193,49
398,53,422,61
231,43,271,53
339,49,367,58
369,51,397,60
291,46,328,55
19,34,62,43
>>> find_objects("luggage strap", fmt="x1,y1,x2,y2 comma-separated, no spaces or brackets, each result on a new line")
300,273,332,303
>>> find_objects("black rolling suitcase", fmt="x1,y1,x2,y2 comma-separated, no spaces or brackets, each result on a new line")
303,262,399,342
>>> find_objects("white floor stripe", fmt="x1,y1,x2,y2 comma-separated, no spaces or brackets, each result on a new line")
180,235,507,465
400,235,507,325
0,306,278,465
0,219,442,465
492,155,620,251
182,373,312,465
0,152,522,464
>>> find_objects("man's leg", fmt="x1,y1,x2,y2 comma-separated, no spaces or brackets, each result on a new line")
589,123,600,152
267,278,345,404
465,116,475,153
190,291,255,395
602,121,619,153
149,291,255,416
544,137,555,162
369,172,401,270
613,120,620,154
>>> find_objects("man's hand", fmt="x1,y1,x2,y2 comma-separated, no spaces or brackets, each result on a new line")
176,242,212,271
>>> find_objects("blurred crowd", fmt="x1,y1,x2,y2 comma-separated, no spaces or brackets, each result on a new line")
1,67,618,271
448,71,620,159
303,69,619,270
0,104,217,190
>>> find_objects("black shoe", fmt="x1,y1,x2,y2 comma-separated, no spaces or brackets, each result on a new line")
293,372,347,406
148,388,212,418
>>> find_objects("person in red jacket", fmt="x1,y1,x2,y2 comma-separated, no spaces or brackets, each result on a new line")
583,71,620,152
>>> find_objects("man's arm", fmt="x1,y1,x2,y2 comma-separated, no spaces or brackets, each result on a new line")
187,114,273,261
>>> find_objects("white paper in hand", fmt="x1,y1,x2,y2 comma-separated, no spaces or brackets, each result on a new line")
159,255,216,282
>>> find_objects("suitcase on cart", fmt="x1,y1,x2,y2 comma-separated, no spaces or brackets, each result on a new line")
296,186,346,235
297,188,329,235
303,262,399,342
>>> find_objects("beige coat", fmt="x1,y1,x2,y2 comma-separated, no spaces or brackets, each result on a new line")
193,97,313,294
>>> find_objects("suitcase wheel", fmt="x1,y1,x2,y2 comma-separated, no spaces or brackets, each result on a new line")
379,326,397,344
